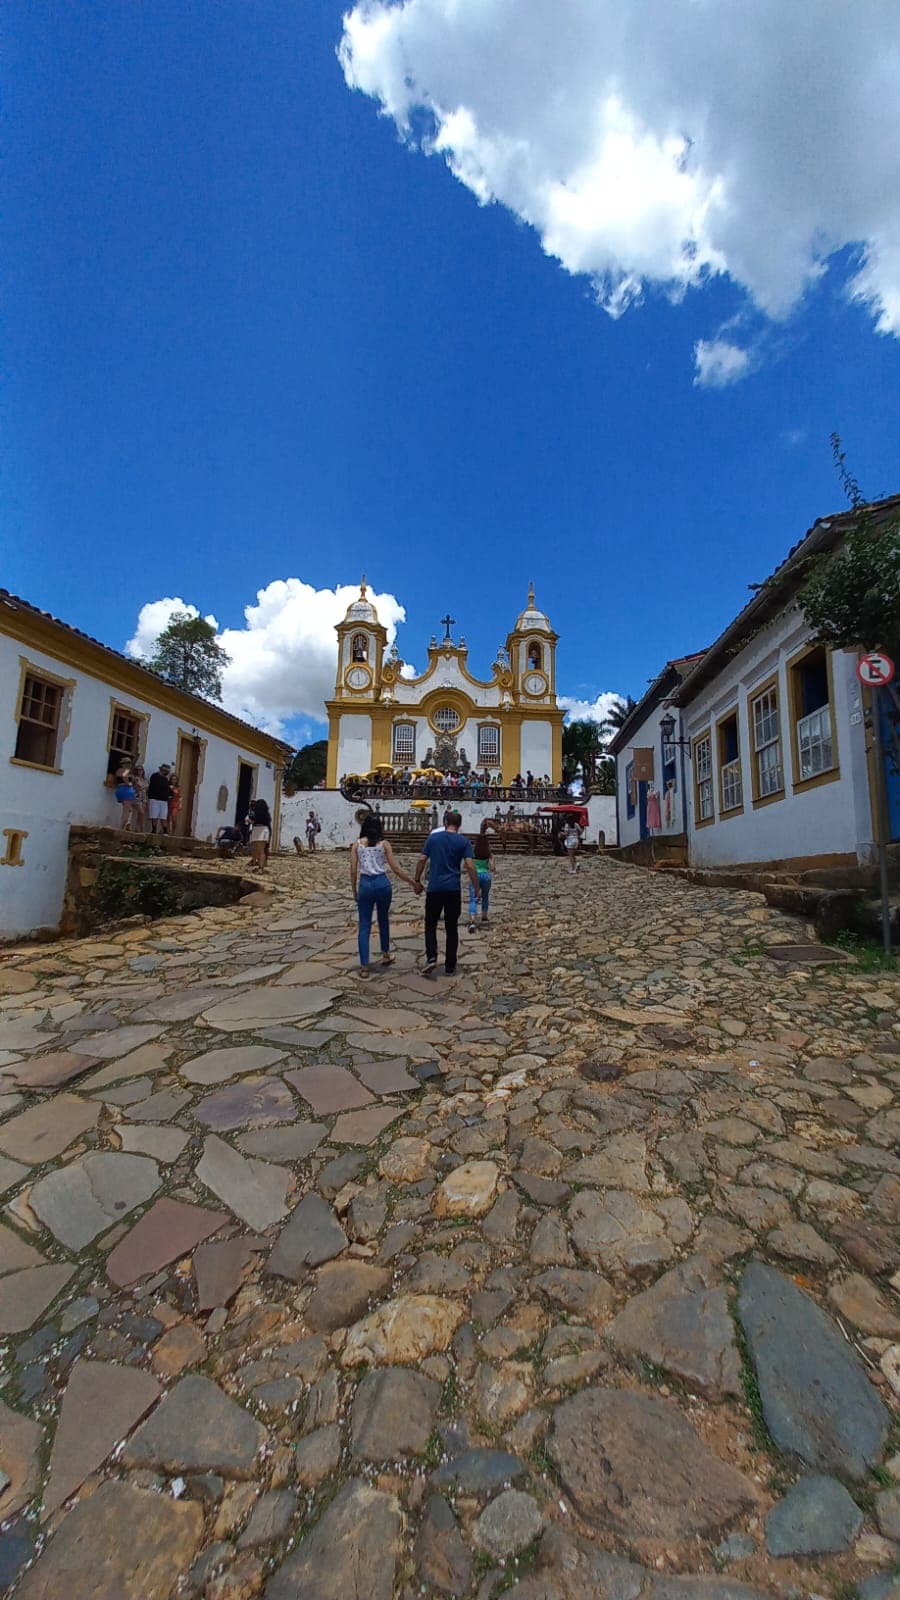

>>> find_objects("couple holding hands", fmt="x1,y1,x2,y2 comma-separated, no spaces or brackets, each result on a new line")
350,810,494,978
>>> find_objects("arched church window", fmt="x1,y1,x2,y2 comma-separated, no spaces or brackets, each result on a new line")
351,634,368,662
527,642,542,671
433,706,461,733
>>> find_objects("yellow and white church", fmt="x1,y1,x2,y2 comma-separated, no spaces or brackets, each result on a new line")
325,582,564,787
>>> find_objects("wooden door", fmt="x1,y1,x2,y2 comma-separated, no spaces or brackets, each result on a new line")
175,735,201,838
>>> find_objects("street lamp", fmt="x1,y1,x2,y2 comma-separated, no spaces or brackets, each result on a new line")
659,711,691,752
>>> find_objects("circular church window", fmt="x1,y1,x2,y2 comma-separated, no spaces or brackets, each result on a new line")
433,706,461,732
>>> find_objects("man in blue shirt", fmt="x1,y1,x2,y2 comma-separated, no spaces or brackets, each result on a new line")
414,811,479,975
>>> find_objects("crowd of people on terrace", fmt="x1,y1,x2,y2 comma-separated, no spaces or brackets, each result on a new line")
341,766,569,800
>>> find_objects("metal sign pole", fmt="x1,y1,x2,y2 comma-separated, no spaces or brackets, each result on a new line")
870,689,893,957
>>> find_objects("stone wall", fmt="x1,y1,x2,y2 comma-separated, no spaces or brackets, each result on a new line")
62,827,258,938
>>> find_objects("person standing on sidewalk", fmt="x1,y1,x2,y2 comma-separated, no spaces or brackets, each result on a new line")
147,764,174,835
415,810,479,976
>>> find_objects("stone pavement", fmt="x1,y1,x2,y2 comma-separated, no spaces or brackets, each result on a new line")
0,851,898,1600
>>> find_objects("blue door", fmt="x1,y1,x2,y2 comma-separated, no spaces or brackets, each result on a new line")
638,780,649,839
879,688,900,842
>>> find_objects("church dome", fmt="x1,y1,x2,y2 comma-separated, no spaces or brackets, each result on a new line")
342,577,380,626
514,583,552,633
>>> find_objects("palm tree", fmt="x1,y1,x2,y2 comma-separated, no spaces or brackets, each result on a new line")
562,719,604,791
602,696,635,737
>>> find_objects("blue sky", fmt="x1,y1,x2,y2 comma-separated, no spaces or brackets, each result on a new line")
3,1,899,745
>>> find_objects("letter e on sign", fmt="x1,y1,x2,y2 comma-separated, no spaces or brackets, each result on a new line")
856,652,895,687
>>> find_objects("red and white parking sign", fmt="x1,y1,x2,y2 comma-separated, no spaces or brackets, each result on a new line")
856,651,895,686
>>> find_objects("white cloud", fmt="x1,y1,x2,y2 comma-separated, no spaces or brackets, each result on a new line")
559,691,625,727
693,338,751,388
127,585,621,745
126,581,407,738
339,0,900,346
126,598,219,660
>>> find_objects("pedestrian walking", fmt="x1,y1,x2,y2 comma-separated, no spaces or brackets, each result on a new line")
147,764,174,834
247,798,272,871
563,818,581,873
468,831,496,930
305,809,320,852
114,765,136,831
350,815,421,979
414,809,479,976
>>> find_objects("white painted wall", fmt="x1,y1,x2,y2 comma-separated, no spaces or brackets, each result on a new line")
615,704,689,849
338,708,525,782
520,719,553,778
0,814,71,942
336,713,373,779
391,651,503,707
282,789,617,850
682,612,873,868
0,633,279,940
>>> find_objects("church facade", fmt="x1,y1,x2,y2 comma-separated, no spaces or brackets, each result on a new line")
325,582,564,786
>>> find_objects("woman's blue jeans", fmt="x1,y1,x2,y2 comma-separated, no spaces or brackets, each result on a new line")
468,870,492,919
357,872,392,965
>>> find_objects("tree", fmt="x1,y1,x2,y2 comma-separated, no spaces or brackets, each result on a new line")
593,756,616,795
149,611,231,700
283,740,327,791
562,718,604,790
796,438,900,661
603,695,636,734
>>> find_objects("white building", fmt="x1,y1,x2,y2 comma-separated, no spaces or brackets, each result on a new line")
325,581,565,787
608,653,705,857
673,494,900,872
1,590,288,941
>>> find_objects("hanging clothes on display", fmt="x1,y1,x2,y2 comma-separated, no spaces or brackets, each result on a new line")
664,780,675,827
646,788,662,831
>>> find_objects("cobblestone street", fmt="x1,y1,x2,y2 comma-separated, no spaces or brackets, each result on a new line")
0,852,898,1600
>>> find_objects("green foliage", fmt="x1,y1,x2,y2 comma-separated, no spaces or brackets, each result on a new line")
798,513,900,660
284,740,327,790
562,718,604,786
797,436,900,659
604,694,636,732
828,929,898,974
95,859,180,921
149,610,231,701
592,757,616,795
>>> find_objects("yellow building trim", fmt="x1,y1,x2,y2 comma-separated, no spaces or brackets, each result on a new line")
715,705,745,819
785,642,840,792
11,654,77,776
1,608,286,765
370,706,393,767
692,728,715,828
552,718,562,780
105,696,150,771
418,686,477,733
501,712,522,782
271,768,283,851
747,672,784,808
326,709,341,787
396,644,498,694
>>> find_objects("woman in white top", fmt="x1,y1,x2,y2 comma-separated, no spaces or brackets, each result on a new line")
350,815,421,978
